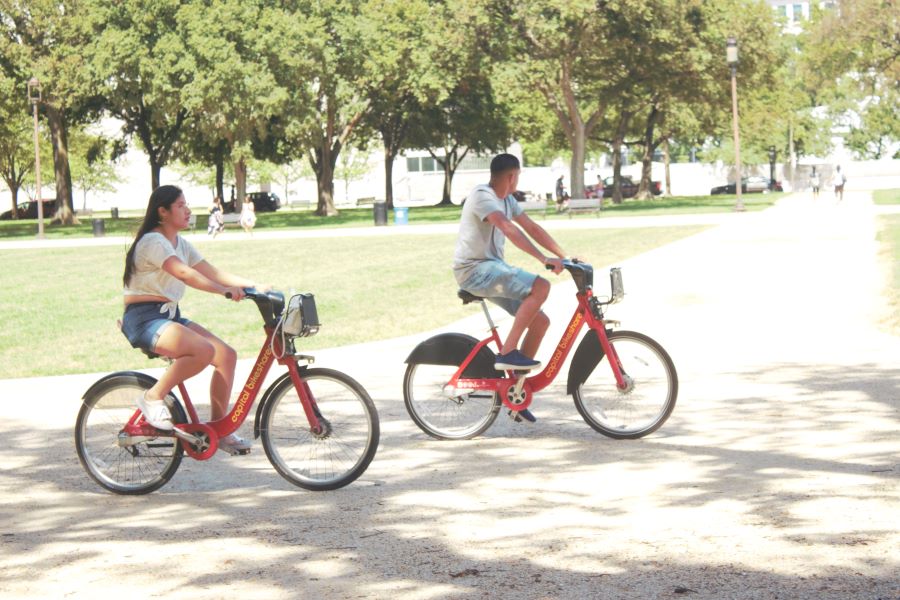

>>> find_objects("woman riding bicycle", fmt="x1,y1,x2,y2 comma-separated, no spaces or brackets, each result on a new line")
121,185,266,454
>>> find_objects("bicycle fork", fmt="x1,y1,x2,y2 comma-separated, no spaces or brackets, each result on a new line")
285,360,327,436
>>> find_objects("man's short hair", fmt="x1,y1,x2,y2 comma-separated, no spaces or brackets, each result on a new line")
490,153,520,175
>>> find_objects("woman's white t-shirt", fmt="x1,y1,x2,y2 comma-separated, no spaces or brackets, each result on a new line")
124,232,204,302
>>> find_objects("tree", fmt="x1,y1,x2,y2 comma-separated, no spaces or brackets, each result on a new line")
88,0,193,191
0,0,97,224
801,0,900,160
407,78,511,205
68,129,123,210
0,75,34,216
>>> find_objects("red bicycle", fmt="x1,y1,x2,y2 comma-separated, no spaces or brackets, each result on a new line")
75,289,379,495
403,261,677,439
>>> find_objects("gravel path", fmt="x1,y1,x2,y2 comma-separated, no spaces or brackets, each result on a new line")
0,191,897,599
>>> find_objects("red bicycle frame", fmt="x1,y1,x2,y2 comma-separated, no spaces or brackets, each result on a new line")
123,326,322,458
446,287,628,408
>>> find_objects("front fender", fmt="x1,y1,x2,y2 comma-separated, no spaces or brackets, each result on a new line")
253,370,294,440
405,332,499,379
567,330,607,395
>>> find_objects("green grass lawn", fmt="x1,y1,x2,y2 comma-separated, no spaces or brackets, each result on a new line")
0,225,707,378
0,194,776,240
877,213,900,334
873,189,900,205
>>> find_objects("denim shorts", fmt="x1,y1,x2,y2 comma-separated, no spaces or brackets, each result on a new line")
121,302,190,352
456,260,537,316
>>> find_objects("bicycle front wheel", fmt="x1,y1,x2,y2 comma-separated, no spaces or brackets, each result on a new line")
403,362,501,440
260,368,379,491
572,330,678,439
75,373,186,495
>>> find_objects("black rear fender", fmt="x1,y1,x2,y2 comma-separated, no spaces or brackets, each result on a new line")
405,332,499,379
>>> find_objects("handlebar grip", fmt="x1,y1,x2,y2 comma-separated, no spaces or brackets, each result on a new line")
225,291,233,299
545,263,555,271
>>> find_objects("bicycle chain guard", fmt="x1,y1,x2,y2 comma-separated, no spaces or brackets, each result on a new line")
176,423,218,460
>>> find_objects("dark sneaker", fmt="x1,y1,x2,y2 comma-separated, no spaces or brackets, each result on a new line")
507,408,537,424
494,350,541,371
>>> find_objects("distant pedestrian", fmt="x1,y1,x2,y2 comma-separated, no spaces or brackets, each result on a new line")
555,175,568,211
810,169,820,200
208,196,225,237
834,165,847,201
240,198,256,236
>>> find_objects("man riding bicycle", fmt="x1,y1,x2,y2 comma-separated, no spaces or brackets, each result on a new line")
453,154,569,422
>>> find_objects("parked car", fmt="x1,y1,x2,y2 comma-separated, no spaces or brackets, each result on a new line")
710,176,783,195
0,198,57,220
587,176,661,199
224,191,281,213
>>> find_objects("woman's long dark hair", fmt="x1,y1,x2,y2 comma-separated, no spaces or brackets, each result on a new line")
123,185,183,286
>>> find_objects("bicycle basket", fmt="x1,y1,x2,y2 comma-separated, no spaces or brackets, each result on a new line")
609,267,625,303
283,293,320,337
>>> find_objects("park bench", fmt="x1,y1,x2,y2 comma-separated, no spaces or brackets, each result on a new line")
188,214,197,232
289,199,312,210
566,198,601,217
356,196,376,206
222,213,241,226
518,200,550,218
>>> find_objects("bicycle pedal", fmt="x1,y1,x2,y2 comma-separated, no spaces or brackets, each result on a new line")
219,445,251,456
512,369,530,376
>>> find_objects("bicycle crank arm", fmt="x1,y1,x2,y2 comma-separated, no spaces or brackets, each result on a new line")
172,427,204,446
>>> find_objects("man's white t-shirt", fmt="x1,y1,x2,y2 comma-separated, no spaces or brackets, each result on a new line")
124,232,204,302
453,184,523,282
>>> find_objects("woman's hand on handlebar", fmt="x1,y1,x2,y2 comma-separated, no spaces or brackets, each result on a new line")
223,286,245,301
544,257,565,274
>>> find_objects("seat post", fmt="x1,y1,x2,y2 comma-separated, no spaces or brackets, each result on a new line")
479,300,497,331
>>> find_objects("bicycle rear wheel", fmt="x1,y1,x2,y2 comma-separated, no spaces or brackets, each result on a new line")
75,373,186,495
260,368,379,491
403,362,501,440
572,330,677,439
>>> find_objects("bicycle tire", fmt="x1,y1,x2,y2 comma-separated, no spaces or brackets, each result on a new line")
259,368,379,491
403,361,501,440
75,373,186,495
572,330,677,439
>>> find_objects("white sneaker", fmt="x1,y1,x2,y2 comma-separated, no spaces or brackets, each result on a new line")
135,393,174,431
219,433,252,455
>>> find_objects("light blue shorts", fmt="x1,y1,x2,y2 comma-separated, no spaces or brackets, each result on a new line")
456,261,537,316
121,302,191,352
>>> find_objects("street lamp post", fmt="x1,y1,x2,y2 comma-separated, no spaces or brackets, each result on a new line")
27,77,44,238
768,145,777,191
727,38,744,212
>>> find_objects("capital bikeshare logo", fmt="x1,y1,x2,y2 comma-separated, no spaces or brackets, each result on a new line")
545,313,583,378
232,347,273,423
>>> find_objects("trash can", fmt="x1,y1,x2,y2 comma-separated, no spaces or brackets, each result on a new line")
110,207,119,219
91,218,105,237
394,206,409,225
373,201,387,226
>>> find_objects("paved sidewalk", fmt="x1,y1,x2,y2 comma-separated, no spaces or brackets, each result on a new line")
0,192,897,599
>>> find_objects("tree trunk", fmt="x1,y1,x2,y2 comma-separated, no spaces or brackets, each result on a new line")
9,186,18,218
663,138,672,196
610,110,631,205
311,145,339,217
150,156,161,192
383,145,395,210
636,106,660,200
214,143,225,202
234,157,247,211
434,147,467,206
569,127,587,199
44,104,77,224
